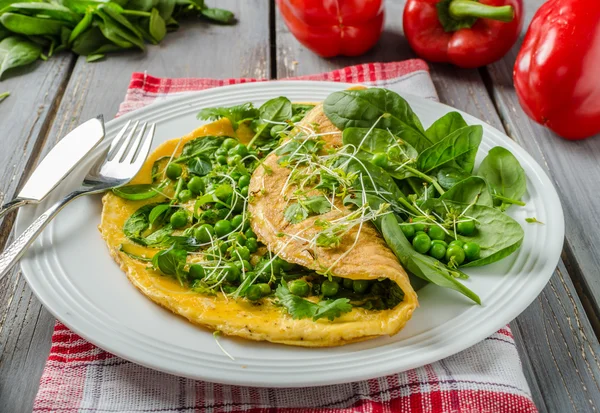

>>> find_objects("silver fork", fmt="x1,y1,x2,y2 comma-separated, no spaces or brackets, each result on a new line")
0,120,155,281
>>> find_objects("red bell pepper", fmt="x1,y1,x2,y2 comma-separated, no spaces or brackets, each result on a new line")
514,0,600,140
403,0,523,68
277,0,384,57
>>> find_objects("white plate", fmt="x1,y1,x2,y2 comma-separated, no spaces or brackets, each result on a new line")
16,81,564,387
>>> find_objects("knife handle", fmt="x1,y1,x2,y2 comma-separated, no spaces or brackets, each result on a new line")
0,191,82,281
0,198,30,221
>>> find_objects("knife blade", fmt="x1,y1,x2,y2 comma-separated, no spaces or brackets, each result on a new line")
0,116,105,218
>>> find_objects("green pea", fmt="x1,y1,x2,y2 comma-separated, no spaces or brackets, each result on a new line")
428,225,446,241
170,210,188,229
231,214,244,230
238,174,251,188
227,155,242,166
288,280,310,297
222,138,237,150
370,282,385,296
290,114,303,122
457,220,476,235
446,245,466,265
275,257,295,271
242,271,256,282
257,283,272,296
463,242,481,261
217,155,227,165
246,285,262,301
270,124,286,138
235,246,251,261
371,153,388,168
214,220,233,237
166,163,182,180
449,239,465,248
246,237,258,253
432,239,448,248
200,209,218,224
353,280,370,294
234,259,252,272
178,189,193,203
228,232,246,246
429,243,446,260
187,176,205,195
321,280,339,297
194,224,214,243
400,224,415,239
231,144,248,157
216,208,229,219
188,264,205,280
412,232,431,254
342,278,354,289
240,186,249,197
215,147,227,157
245,228,256,239
224,263,240,282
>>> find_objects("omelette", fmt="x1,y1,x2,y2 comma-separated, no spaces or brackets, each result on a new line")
100,95,418,347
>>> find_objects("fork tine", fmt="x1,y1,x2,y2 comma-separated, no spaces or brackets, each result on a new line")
123,123,147,163
113,120,139,162
131,124,155,169
107,120,132,160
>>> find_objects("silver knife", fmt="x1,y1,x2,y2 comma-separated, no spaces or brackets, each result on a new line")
0,116,105,220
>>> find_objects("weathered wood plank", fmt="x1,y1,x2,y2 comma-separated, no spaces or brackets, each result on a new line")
275,0,600,411
0,2,271,411
0,53,75,413
486,40,600,326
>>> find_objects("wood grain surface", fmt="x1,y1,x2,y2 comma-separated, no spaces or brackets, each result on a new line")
1,0,599,411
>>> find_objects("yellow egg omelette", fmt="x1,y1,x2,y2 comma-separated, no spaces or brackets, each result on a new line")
99,98,418,347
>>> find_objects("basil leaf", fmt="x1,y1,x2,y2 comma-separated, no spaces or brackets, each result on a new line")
416,125,482,173
149,8,166,42
149,204,171,225
152,246,187,283
477,146,527,208
112,184,160,200
425,111,468,143
323,88,431,152
187,155,212,176
251,96,292,141
0,36,41,78
439,176,493,207
200,7,234,24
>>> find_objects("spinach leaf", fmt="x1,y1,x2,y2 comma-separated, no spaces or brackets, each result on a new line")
423,199,524,268
291,103,315,117
148,204,171,225
323,88,432,152
200,7,234,24
112,183,161,200
0,36,41,78
275,282,352,321
0,91,9,102
248,96,292,147
179,135,226,159
197,102,258,130
149,8,166,42
127,0,154,12
436,166,470,190
123,204,154,239
342,127,418,179
477,146,527,209
86,53,104,62
68,11,93,45
439,176,493,207
96,7,145,50
416,125,482,173
187,155,212,176
425,111,468,143
156,0,175,20
2,3,80,24
151,246,187,284
0,13,66,36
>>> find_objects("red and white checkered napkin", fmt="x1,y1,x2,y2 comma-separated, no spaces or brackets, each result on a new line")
34,61,538,413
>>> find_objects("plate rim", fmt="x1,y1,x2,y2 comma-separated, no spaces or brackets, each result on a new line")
16,80,565,387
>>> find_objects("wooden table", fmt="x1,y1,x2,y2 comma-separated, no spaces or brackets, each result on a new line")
1,1,599,411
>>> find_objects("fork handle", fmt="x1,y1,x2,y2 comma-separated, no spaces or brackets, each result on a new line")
0,198,29,221
0,190,84,281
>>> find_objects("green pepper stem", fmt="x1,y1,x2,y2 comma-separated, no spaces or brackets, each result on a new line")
403,166,445,195
449,0,514,22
